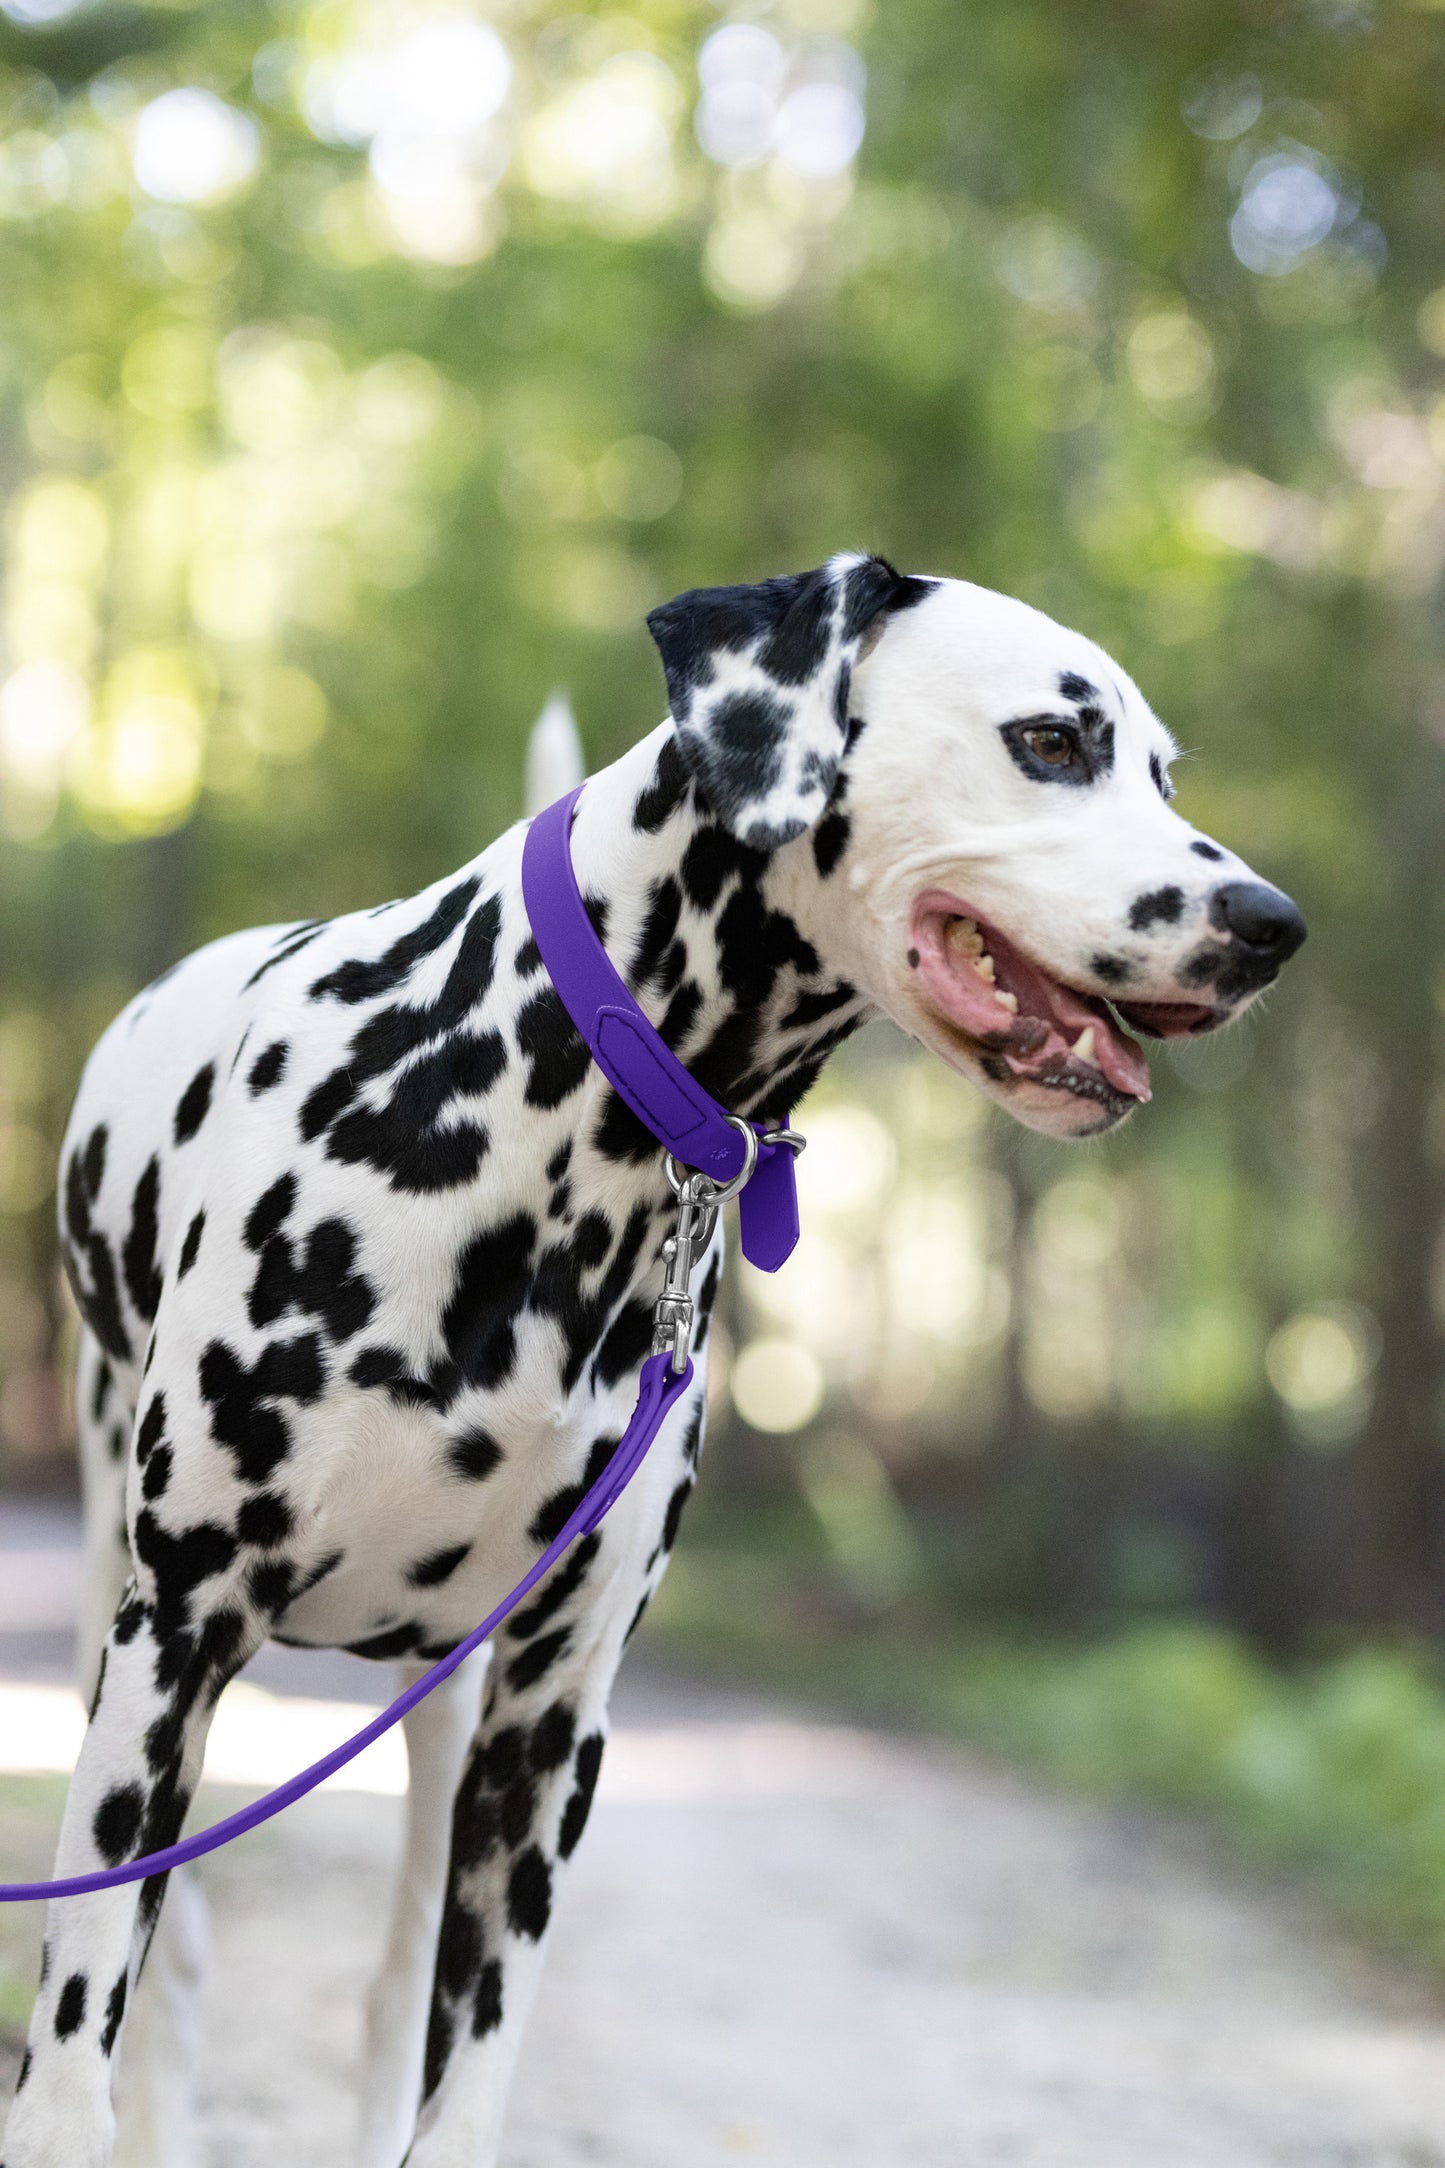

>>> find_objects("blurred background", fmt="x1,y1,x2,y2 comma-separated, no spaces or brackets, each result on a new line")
3,0,1445,2046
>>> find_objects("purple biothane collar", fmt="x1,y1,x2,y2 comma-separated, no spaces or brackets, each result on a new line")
522,784,800,1273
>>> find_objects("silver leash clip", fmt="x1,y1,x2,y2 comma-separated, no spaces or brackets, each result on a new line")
651,1171,719,1374
653,1116,806,1375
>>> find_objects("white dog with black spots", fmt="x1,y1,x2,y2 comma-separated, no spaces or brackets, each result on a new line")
3,553,1304,2167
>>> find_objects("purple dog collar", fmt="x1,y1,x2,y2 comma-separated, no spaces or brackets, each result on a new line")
1,783,802,1902
522,784,800,1274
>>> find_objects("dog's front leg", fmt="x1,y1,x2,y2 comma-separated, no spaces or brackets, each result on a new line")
360,1651,490,2168
399,1610,624,2168
2,1589,261,2168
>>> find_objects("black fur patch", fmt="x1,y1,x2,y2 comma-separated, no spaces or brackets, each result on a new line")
248,1040,289,1094
178,1209,205,1279
506,1846,553,1939
309,875,481,1005
558,1733,605,1857
1129,886,1185,932
173,1063,214,1144
407,1544,470,1588
53,1973,88,2039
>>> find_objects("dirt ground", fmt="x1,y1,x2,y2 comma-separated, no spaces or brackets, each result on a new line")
5,1660,1445,2168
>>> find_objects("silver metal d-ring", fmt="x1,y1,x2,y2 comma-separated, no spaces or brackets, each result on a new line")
664,1112,759,1205
760,1127,806,1155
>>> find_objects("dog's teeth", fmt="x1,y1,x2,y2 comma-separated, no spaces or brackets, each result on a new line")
949,918,984,957
995,990,1018,1013
1072,1026,1098,1066
976,953,996,982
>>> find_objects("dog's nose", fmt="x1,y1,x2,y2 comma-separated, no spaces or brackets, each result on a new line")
1211,881,1307,963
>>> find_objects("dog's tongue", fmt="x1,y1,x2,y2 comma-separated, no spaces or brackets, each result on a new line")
1031,969,1151,1099
910,901,1151,1102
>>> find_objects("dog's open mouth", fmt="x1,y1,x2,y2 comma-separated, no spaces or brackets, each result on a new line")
909,893,1218,1110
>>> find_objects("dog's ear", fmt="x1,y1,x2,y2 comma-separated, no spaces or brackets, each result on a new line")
646,551,936,848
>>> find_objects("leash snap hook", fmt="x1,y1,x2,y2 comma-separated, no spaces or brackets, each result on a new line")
652,1169,718,1374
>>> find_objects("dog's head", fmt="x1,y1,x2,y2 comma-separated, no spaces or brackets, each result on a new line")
649,552,1305,1138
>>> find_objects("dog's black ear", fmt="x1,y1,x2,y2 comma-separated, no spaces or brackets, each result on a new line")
646,552,936,848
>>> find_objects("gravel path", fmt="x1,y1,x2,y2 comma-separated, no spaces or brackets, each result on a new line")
6,1662,1445,2168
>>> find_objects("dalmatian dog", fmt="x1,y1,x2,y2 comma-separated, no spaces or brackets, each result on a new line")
3,553,1304,2168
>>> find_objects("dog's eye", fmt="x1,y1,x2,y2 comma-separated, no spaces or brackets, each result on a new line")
1000,716,1094,786
1023,726,1076,767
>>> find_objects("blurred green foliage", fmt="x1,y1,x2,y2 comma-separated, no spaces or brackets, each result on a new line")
0,0,1441,1637
650,1549,1445,1970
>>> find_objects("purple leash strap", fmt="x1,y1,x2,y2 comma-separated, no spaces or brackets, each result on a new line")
1,779,801,1902
0,1355,692,1902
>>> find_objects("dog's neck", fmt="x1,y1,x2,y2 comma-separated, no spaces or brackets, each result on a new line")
562,723,872,1137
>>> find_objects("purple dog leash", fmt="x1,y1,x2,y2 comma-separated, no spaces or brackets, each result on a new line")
0,783,802,1902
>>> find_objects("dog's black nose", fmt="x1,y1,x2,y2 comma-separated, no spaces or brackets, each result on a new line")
1211,881,1307,962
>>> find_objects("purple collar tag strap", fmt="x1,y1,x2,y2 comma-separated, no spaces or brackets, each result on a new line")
522,785,802,1274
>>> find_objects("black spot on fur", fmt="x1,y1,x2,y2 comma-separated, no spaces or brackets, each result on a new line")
447,1425,505,1482
198,1332,325,1484
680,823,763,912
248,1040,289,1094
349,1344,442,1408
93,1783,145,1865
122,1158,162,1322
516,987,590,1110
545,1141,572,1185
248,1559,295,1611
506,1846,553,1939
248,1210,375,1344
346,1622,424,1661
1149,752,1170,800
530,1703,577,1772
173,1063,214,1144
515,934,542,977
812,809,851,877
134,1393,166,1465
299,895,506,1193
242,922,326,990
178,1210,205,1279
506,1535,599,1643
141,1444,172,1501
324,1031,504,1194
1090,954,1131,985
237,1490,293,1547
309,875,481,1004
63,1126,131,1362
1129,886,1185,932
54,1973,88,2039
99,1972,127,2057
634,737,691,831
408,1543,470,1588
506,1627,572,1692
630,878,683,990
439,1213,538,1399
558,1733,605,1857
660,1477,693,1556
436,1905,481,2001
529,1438,618,1547
422,2002,454,2102
1059,671,1098,704
500,1772,538,1847
245,1175,296,1252
592,1296,655,1390
1191,839,1224,862
472,1958,504,2036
